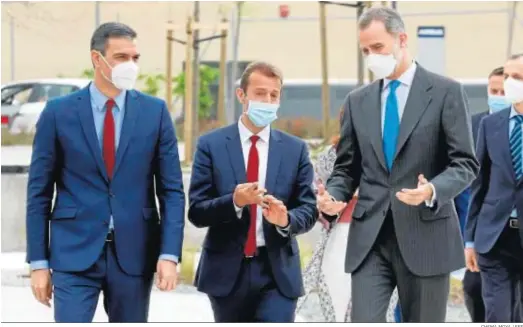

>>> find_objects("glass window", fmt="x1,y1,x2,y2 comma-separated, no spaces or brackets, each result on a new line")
43,84,79,100
1,84,33,105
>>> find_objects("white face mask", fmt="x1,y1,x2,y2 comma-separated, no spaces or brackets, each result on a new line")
504,77,523,104
365,41,402,80
98,53,139,90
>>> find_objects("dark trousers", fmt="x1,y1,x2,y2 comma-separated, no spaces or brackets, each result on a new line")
462,269,485,322
52,238,154,322
351,217,449,322
478,224,523,323
208,248,297,322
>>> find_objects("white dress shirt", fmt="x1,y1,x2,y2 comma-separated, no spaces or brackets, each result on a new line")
381,62,417,133
381,61,436,206
233,118,288,247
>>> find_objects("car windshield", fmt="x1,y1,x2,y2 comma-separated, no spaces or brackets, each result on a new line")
1,85,31,104
1,83,79,105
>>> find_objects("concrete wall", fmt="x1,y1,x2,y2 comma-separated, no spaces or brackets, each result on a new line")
2,173,28,252
2,1,523,84
0,171,197,253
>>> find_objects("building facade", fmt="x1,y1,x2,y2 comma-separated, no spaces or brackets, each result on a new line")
2,1,522,84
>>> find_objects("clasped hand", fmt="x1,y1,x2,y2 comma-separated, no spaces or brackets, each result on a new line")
233,182,289,228
316,183,347,216
156,259,178,292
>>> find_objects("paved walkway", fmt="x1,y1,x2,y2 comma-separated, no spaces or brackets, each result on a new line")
1,285,217,323
2,253,469,322
1,285,470,323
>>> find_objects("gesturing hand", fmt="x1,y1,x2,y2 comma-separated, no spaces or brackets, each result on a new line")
261,195,289,228
233,182,266,208
395,174,434,206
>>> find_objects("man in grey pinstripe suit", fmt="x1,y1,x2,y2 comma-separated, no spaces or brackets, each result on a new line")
317,7,479,322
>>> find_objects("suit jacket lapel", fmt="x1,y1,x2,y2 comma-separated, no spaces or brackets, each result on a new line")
394,66,433,161
265,130,282,195
263,130,283,236
113,91,139,177
365,80,388,172
493,110,516,182
76,86,109,183
225,125,247,184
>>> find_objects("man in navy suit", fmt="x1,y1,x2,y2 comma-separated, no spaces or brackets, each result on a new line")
456,66,506,322
26,22,185,322
465,53,523,322
188,61,318,322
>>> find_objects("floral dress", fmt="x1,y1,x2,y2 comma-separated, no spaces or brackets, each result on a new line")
296,145,399,322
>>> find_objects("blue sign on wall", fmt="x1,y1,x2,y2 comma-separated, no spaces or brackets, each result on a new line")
417,26,445,38
417,26,446,75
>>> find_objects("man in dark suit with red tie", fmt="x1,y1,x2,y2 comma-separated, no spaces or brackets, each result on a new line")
188,62,318,322
26,22,185,322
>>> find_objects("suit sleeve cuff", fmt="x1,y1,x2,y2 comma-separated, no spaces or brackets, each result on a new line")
465,242,474,249
234,202,244,219
276,220,291,237
332,196,341,218
424,183,437,208
30,260,49,271
321,196,341,220
159,254,179,264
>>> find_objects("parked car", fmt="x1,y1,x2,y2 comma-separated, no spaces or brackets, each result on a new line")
1,78,90,134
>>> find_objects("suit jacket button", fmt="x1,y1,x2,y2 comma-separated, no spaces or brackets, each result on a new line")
109,192,115,198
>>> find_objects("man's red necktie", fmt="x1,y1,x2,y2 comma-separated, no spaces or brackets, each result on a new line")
244,135,260,256
103,99,116,179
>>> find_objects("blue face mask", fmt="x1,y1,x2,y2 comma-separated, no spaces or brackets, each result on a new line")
488,95,509,113
246,100,279,127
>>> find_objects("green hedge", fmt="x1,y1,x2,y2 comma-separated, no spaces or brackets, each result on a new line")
1,128,34,146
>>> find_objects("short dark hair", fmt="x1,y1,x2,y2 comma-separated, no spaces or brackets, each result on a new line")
510,53,523,60
240,61,283,91
488,66,504,78
90,22,137,56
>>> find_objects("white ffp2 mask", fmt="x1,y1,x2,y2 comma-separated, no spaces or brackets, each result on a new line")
504,77,523,104
99,53,139,91
365,53,398,80
364,40,403,80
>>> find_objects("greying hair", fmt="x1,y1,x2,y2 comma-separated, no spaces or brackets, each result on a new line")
90,22,137,55
358,7,405,35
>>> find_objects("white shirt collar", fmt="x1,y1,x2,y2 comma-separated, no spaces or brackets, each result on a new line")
510,105,523,119
238,117,271,144
383,61,417,90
